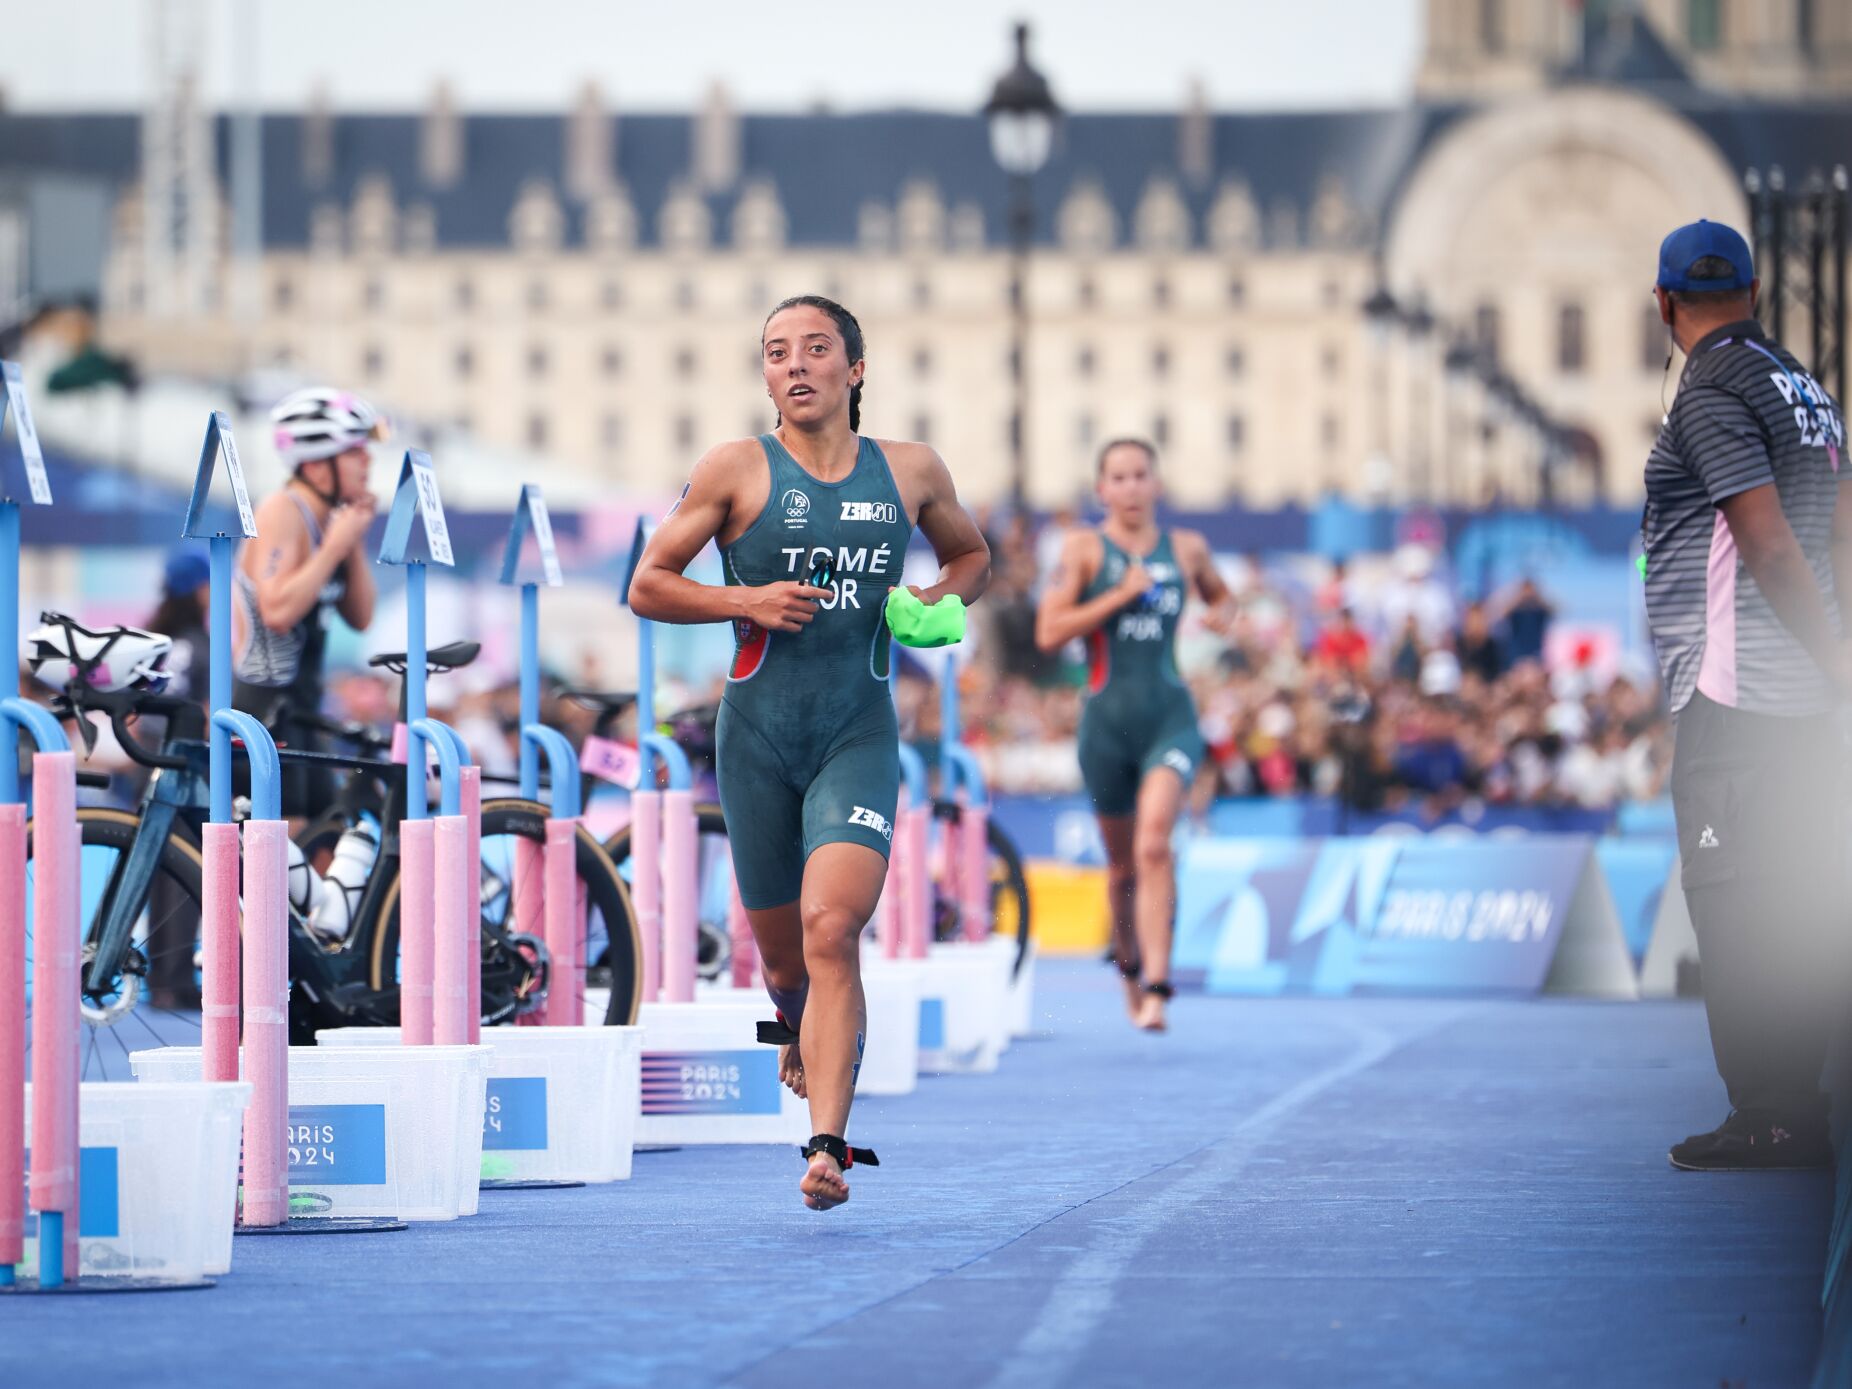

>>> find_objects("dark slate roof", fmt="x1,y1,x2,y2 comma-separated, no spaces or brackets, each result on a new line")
0,94,1847,255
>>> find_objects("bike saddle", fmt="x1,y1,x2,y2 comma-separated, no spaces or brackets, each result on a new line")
368,640,481,675
560,686,638,716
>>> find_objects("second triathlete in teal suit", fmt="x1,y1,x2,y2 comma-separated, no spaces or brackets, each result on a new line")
717,432,912,908
1075,529,1205,816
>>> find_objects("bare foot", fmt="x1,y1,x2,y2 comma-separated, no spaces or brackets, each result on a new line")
1135,991,1168,1033
780,1041,807,1099
1120,974,1144,1021
800,1152,849,1210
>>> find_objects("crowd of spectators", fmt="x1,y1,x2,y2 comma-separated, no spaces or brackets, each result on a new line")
958,514,1672,813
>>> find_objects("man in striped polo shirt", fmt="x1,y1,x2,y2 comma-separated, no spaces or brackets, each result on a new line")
1643,219,1850,1170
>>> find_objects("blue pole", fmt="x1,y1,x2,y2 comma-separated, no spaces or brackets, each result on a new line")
38,1211,63,1288
519,581,539,800
636,613,655,778
208,534,235,824
0,500,18,805
406,561,428,819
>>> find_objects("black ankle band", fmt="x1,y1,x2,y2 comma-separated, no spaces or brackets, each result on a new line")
1144,981,1175,999
801,1134,880,1170
757,1012,800,1047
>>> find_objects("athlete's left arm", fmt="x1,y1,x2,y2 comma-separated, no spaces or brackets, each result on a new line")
900,445,991,606
1177,529,1236,634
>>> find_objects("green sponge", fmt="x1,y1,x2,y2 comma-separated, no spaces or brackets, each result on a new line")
885,587,966,648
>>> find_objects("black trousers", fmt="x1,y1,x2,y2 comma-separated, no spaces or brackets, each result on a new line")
1671,693,1849,1126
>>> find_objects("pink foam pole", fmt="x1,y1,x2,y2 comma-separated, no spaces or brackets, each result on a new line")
728,881,756,989
878,790,907,960
432,815,469,1045
239,819,290,1228
960,803,990,943
398,818,436,1045
542,819,581,1026
459,768,482,1044
199,822,242,1085
512,835,545,1026
661,790,697,1004
28,752,80,1277
630,789,662,1005
903,802,931,960
0,804,25,1272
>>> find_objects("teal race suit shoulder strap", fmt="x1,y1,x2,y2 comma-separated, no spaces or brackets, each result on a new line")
1078,528,1188,697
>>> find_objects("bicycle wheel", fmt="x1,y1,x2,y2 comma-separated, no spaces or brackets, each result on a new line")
930,799,1032,978
22,807,207,1078
367,798,642,1025
602,802,738,982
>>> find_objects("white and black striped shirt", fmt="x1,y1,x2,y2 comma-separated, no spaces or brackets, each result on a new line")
1643,319,1848,716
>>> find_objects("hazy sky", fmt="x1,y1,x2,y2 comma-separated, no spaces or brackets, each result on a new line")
1,0,1421,112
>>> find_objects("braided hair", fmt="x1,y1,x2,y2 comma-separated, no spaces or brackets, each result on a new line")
763,294,866,432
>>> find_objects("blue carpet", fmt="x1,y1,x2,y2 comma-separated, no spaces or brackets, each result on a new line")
3,964,1829,1388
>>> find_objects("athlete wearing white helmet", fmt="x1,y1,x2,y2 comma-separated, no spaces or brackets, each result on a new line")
230,387,383,816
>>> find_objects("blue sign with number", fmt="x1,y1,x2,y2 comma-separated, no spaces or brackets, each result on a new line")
483,1077,549,1150
287,1104,388,1185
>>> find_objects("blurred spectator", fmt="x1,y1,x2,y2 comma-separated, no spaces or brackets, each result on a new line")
1313,608,1371,674
1457,603,1505,683
1500,577,1555,665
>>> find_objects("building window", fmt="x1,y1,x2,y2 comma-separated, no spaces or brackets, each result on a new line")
1687,0,1722,50
1321,277,1341,308
1481,0,1505,53
912,276,932,309
602,346,622,377
1226,345,1246,378
1320,413,1340,449
675,415,696,450
528,345,549,379
1227,414,1246,450
1557,302,1587,374
1078,275,1097,310
1077,414,1096,449
1152,345,1171,380
363,345,384,380
675,280,696,310
1799,0,1817,45
1077,345,1096,378
527,414,548,450
747,280,767,311
454,345,474,379
1227,276,1246,307
1152,414,1170,448
913,414,932,444
1474,303,1501,365
602,414,623,450
527,278,548,313
1321,344,1343,377
1641,302,1668,372
364,277,384,312
602,279,622,311
1152,276,1171,310
273,278,294,312
675,347,698,380
454,277,474,312
912,346,932,378
453,412,472,435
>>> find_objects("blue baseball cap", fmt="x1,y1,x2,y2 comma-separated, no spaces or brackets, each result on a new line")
1656,219,1754,291
162,547,210,595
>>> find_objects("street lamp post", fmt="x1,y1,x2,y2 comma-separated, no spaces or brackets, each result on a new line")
985,23,1060,513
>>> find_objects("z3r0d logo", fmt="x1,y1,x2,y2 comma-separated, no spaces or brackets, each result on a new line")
841,501,898,524
848,805,894,840
782,489,811,530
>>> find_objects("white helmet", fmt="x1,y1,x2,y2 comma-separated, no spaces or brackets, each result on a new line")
26,615,172,695
270,387,387,467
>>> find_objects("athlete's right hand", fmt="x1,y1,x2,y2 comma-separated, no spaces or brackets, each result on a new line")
1116,561,1154,600
325,496,377,555
739,582,833,631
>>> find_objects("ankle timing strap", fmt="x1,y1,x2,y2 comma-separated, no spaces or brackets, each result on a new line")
1144,981,1175,999
757,1012,800,1047
802,1134,879,1169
